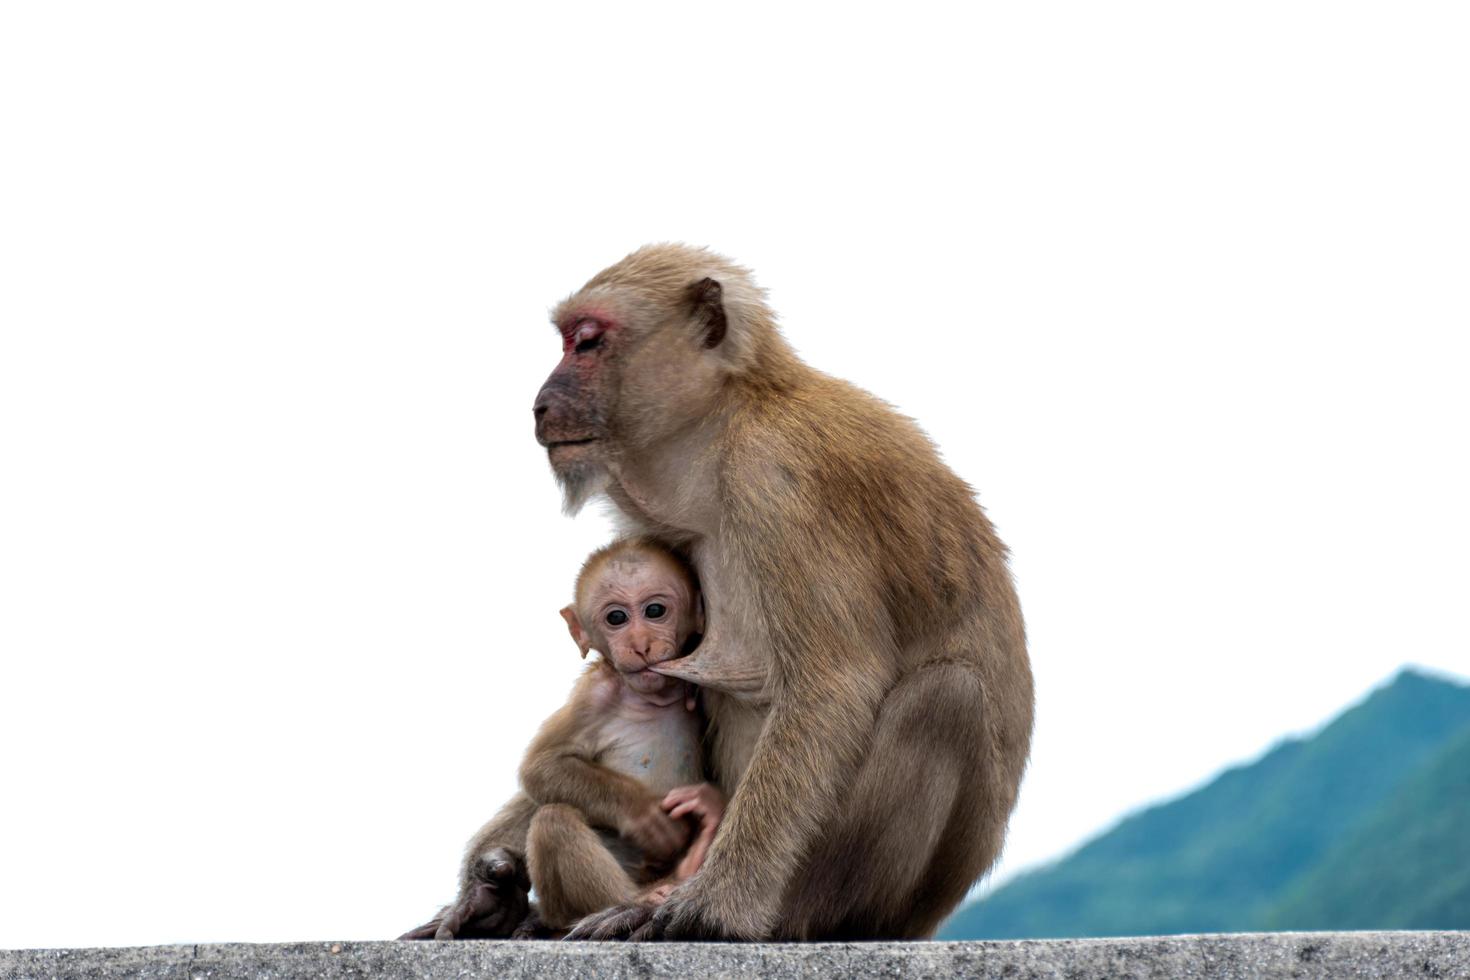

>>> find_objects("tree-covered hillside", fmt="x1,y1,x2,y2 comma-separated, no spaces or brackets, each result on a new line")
1266,722,1470,930
940,669,1470,939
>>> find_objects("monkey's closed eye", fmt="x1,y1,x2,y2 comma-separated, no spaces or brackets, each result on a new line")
573,319,604,353
606,609,629,627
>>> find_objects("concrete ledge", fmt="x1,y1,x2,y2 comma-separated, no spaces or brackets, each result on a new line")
3,932,1468,980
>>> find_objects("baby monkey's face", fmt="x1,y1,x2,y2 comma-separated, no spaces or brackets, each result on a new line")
570,554,701,700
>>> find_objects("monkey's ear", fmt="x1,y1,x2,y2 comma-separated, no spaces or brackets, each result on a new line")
693,592,707,635
560,605,592,659
688,277,728,350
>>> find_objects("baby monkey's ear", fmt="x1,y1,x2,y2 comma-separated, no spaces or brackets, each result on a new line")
693,592,707,635
560,605,593,659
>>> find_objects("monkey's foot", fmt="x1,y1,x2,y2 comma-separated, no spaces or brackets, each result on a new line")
397,921,440,941
633,897,742,941
510,909,563,940
563,903,653,942
402,851,530,941
564,898,740,942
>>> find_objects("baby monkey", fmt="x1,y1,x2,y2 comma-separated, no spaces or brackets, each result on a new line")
404,538,724,940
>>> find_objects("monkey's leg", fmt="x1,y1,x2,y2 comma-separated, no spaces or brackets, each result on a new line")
528,803,640,931
572,662,978,944
778,661,1007,940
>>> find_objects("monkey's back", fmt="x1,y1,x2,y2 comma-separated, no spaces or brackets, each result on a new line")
727,369,1025,650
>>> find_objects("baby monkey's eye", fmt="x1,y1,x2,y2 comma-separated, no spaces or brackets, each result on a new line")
606,609,629,627
644,603,667,620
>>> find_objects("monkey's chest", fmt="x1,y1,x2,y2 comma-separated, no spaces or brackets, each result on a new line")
599,712,704,794
688,540,772,698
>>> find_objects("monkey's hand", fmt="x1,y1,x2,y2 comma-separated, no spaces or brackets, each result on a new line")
621,798,691,863
399,848,530,941
663,783,726,880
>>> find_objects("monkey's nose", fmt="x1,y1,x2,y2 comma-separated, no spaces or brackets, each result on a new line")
532,395,551,444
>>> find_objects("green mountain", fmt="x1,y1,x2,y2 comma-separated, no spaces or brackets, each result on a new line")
939,668,1470,939
1266,722,1470,930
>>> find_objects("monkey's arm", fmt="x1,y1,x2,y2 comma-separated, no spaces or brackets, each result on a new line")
676,665,887,936
520,700,689,860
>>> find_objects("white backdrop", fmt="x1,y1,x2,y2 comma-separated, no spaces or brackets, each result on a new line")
1,1,1466,949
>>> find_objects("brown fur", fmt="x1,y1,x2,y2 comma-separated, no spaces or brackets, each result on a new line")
530,245,1035,941
525,803,639,928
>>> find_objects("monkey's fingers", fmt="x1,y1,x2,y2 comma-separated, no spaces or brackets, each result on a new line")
627,920,663,942
563,903,653,942
432,910,464,942
666,800,702,819
642,897,735,942
431,886,484,940
661,784,708,809
662,783,724,813
397,920,442,941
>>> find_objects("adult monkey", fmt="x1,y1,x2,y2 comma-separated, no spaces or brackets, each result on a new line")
533,244,1029,940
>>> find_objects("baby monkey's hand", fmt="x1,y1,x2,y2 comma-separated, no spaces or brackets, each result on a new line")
663,782,727,880
623,797,691,862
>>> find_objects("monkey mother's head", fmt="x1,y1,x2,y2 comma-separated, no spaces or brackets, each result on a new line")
533,244,785,514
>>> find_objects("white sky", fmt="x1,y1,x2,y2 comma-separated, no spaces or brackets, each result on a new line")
1,1,1467,951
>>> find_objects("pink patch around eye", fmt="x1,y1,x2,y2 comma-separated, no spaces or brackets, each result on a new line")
560,316,607,353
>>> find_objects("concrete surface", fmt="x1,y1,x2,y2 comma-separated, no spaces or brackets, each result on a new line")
3,932,1468,979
